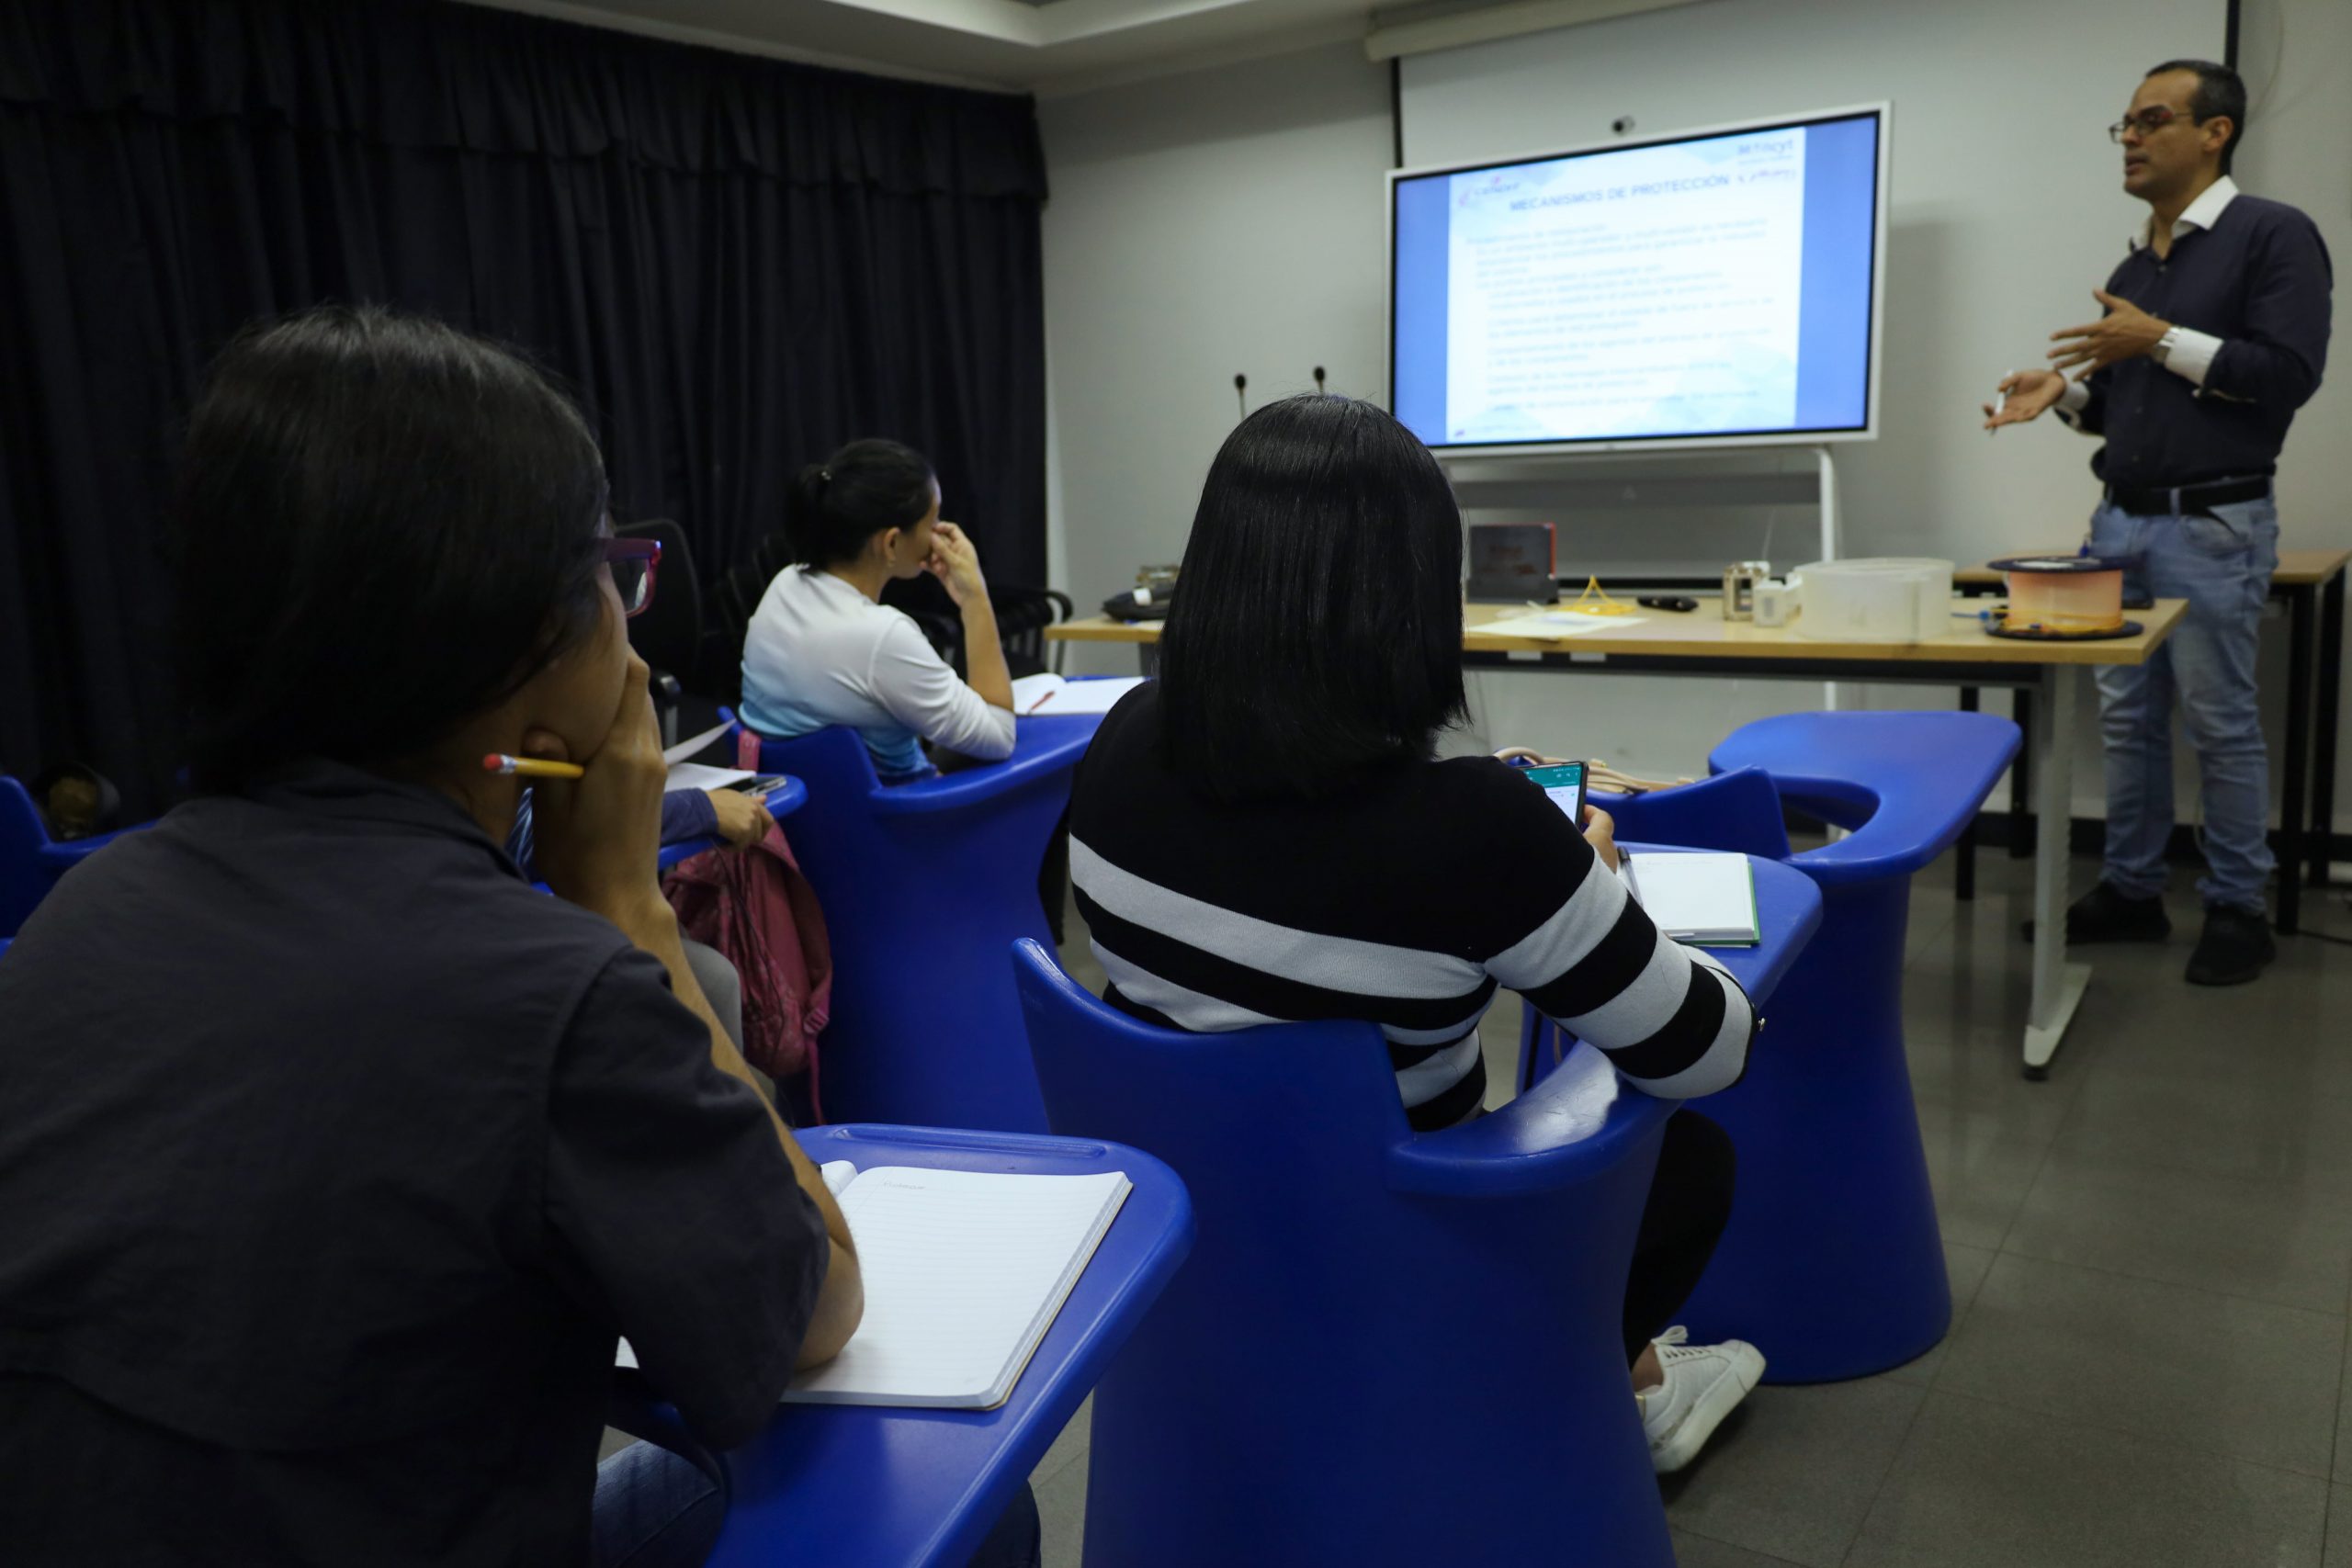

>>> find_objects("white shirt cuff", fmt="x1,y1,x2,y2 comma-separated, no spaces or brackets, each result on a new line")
2160,326,2223,388
2054,379,2091,419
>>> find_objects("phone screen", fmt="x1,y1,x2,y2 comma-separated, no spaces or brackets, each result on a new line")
1523,761,1588,821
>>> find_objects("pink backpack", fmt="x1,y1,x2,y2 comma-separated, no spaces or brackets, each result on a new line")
661,824,832,1119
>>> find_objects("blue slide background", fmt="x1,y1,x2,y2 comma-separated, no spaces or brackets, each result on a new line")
1390,174,1453,446
1391,113,1879,447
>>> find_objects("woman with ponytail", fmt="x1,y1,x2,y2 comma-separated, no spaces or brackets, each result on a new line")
739,439,1016,779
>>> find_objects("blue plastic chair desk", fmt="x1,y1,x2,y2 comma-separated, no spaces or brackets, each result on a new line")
691,1123,1192,1568
726,714,1101,1132
1,776,140,938
653,778,807,874
1517,849,1823,1089
1016,937,1731,1568
1539,711,2020,1383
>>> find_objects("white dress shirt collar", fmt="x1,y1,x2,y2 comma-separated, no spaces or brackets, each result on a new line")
2135,175,2238,251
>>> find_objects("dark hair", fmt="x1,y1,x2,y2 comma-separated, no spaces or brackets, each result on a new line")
172,305,609,792
786,439,936,567
1157,395,1467,803
2147,58,2246,171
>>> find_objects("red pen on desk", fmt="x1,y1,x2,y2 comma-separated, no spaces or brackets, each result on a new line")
1029,688,1058,713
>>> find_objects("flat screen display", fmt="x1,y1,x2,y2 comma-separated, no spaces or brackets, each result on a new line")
1389,107,1886,454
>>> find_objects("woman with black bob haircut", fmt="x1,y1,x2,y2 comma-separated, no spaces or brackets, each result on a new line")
739,437,1016,779
1067,393,1770,1474
0,305,882,1568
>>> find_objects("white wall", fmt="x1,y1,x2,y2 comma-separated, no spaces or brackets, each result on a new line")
1041,1,2352,835
1041,39,1394,667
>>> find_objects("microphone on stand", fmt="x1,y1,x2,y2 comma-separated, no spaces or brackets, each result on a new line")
1234,373,1248,419
1313,366,1327,396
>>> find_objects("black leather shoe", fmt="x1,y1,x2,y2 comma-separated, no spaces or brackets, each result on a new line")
2184,905,2276,986
2021,881,2172,944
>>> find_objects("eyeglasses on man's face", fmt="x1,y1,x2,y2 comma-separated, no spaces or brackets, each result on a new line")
601,536,661,618
2109,106,2199,142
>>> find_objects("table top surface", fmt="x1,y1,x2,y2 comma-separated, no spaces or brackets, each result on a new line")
1957,547,2351,588
709,1124,1193,1568
1050,598,2188,667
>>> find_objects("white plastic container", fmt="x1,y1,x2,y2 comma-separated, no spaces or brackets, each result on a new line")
1790,558,1955,643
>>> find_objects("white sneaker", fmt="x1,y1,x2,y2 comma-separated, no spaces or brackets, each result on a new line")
1637,1326,1765,1473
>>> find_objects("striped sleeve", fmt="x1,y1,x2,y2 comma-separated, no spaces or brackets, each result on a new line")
1483,855,1756,1100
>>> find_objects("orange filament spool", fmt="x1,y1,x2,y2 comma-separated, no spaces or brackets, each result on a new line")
1990,554,2127,636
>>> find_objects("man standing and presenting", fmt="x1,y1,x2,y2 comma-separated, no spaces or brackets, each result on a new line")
1985,59,2332,986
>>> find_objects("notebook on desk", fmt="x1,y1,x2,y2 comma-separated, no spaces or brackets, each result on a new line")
1618,852,1759,947
663,761,785,795
1010,673,1147,716
616,1164,1132,1410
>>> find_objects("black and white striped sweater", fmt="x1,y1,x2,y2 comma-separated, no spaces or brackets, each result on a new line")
1067,686,1756,1129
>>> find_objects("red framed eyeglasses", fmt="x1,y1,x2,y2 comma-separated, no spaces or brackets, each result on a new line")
603,536,661,618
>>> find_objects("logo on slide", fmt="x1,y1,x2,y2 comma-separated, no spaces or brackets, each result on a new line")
1456,173,1524,209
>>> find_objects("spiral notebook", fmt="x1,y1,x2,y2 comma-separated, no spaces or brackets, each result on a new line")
616,1164,1131,1410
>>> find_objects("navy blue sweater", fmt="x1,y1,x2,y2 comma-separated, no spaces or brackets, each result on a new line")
2075,192,2332,488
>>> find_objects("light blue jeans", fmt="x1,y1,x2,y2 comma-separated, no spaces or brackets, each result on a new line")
2087,493,2281,914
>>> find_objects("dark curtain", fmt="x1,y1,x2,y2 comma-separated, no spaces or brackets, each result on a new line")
0,0,1049,816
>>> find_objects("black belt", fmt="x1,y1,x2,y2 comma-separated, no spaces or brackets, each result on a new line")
2104,476,2272,517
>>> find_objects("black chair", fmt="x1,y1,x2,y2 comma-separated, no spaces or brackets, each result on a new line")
989,585,1073,677
618,520,703,746
711,561,774,707
753,531,797,590
902,607,966,675
878,583,1069,681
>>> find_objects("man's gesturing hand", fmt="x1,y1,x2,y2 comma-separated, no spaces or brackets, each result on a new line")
1982,369,2069,431
2048,289,2170,381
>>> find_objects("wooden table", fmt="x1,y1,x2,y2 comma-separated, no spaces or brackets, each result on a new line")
1051,599,2188,1077
1961,548,2350,935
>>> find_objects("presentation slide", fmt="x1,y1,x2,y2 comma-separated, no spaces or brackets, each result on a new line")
1392,111,1881,449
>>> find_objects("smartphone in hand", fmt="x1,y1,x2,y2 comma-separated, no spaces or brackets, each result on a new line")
1522,761,1589,823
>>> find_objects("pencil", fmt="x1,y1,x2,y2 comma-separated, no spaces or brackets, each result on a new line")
481,753,585,780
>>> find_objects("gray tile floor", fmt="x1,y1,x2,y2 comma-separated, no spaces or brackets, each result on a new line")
1038,850,2352,1566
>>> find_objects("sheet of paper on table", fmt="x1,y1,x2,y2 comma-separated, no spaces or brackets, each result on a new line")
1476,611,1650,639
665,761,761,792
1010,673,1148,716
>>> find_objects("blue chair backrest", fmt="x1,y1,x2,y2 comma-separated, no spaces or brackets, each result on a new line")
1012,938,1678,1566
0,777,51,935
1591,765,1791,861
1711,710,2021,885
729,717,1092,1131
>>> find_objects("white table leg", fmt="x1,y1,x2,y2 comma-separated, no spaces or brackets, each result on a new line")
2024,664,2092,1077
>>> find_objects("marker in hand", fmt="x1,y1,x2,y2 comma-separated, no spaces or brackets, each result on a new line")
483,752,585,780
